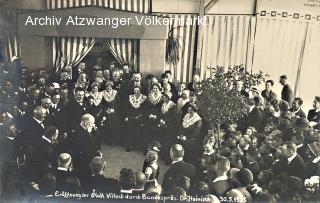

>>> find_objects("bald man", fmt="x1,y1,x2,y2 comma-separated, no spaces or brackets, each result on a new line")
162,144,196,195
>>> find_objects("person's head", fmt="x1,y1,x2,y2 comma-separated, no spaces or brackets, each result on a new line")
38,77,46,86
39,173,56,196
237,168,253,186
163,83,171,92
236,80,244,92
105,81,114,92
246,127,256,137
170,144,184,161
119,168,135,190
152,83,161,93
80,114,95,131
226,189,246,203
132,73,142,82
265,80,274,91
179,83,186,92
313,96,320,109
135,172,146,189
161,73,169,84
181,89,190,100
292,97,303,111
90,156,106,175
112,70,121,81
74,87,85,102
32,88,41,98
7,124,18,138
58,153,72,170
51,93,61,104
150,76,158,85
146,151,158,163
60,88,69,98
168,186,187,200
44,126,59,142
78,62,86,71
41,97,52,109
282,142,297,158
133,86,141,95
203,194,220,203
165,70,172,81
279,75,287,86
189,181,209,197
192,74,200,83
91,84,99,93
187,103,198,115
257,170,273,185
33,106,46,121
216,156,230,175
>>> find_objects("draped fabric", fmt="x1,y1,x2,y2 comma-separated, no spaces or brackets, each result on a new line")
252,16,320,110
53,37,96,71
199,15,256,79
46,0,148,72
45,0,150,13
160,14,198,83
0,34,20,62
106,39,139,72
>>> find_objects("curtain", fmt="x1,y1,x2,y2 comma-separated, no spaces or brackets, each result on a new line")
106,39,139,72
199,15,256,79
160,14,198,83
46,0,149,72
0,34,20,62
45,0,150,13
53,37,96,71
251,17,310,103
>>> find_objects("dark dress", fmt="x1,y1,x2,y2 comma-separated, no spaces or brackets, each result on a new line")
99,90,120,144
124,94,147,150
158,101,178,162
179,113,202,165
143,93,162,144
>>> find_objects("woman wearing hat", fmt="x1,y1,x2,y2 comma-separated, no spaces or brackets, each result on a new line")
178,102,202,165
158,93,178,163
124,85,147,151
86,83,103,118
307,96,320,130
99,80,120,145
144,83,163,144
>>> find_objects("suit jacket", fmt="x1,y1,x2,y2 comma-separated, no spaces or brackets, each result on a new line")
54,168,74,192
61,98,88,132
162,160,196,193
273,154,307,179
261,90,277,103
281,84,293,105
84,174,120,194
21,116,45,146
307,109,320,129
290,108,306,118
209,178,238,197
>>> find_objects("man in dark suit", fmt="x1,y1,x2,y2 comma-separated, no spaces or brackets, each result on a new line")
162,144,196,195
279,75,294,106
54,153,74,192
272,142,307,179
21,106,46,146
67,114,100,182
209,156,237,197
290,97,306,118
61,87,88,133
84,156,120,193
72,62,87,84
307,96,320,130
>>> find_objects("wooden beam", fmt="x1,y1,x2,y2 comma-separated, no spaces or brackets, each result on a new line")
195,0,206,71
204,0,220,14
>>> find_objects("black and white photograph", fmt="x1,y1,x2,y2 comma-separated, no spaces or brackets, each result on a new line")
0,0,319,202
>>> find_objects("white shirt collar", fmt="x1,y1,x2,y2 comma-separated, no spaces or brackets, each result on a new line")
120,189,132,194
57,167,68,171
172,159,183,165
42,135,51,144
312,156,320,163
213,175,228,183
6,136,15,140
288,153,297,164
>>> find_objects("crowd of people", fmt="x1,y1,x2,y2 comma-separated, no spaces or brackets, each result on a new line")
0,57,319,202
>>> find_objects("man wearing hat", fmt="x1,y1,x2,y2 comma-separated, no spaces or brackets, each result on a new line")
307,96,320,130
306,142,320,177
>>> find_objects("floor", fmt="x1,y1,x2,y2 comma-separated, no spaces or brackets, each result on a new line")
101,145,169,184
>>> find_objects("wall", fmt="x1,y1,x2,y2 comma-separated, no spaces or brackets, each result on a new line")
4,0,44,10
257,0,320,14
152,0,200,13
206,0,255,15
